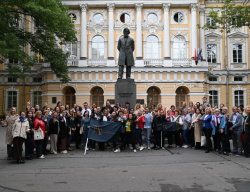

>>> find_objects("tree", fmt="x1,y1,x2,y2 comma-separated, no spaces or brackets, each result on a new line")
0,0,77,82
200,0,249,33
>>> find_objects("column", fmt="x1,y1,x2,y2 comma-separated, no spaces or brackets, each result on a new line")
190,4,198,58
163,3,170,59
135,4,143,59
80,4,88,60
107,3,115,59
199,6,206,60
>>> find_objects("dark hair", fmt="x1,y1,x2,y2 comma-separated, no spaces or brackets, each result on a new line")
170,105,175,109
125,102,130,105
238,106,244,111
84,110,89,117
57,101,62,106
196,109,201,114
123,27,130,34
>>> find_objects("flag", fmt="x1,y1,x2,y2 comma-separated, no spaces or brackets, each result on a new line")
162,122,176,133
198,49,203,60
194,48,198,60
88,119,122,142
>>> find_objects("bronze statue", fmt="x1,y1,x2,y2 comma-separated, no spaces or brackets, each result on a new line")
117,28,135,79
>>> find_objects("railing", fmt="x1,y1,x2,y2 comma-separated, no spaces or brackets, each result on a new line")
87,59,107,67
144,59,164,67
67,59,79,66
172,59,192,67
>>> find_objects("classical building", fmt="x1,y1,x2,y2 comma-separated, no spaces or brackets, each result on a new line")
0,0,249,115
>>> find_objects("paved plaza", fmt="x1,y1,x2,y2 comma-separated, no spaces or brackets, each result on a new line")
0,127,250,192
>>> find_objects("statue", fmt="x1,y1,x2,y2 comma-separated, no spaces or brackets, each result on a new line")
117,28,135,79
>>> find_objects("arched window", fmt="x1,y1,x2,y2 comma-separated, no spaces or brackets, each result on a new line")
92,36,105,59
175,86,189,108
146,35,159,59
91,87,104,107
172,35,186,59
147,87,160,107
64,87,76,108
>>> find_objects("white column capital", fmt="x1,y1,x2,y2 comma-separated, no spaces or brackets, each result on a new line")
80,4,88,12
190,4,198,12
135,3,143,11
107,3,115,12
199,8,205,15
162,3,171,12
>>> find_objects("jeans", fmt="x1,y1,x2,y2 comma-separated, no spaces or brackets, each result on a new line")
67,131,76,148
232,131,243,153
143,128,152,147
182,129,188,145
136,129,143,146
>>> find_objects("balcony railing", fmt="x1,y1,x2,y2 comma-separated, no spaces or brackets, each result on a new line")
68,59,79,66
172,59,192,67
144,59,164,67
87,59,107,67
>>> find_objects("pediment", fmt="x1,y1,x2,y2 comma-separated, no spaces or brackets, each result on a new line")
205,32,222,39
228,32,248,38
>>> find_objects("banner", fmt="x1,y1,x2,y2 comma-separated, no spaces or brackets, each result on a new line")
88,119,122,142
162,122,176,132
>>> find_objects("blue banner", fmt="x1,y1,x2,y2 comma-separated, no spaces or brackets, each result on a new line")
88,119,122,142
162,122,176,132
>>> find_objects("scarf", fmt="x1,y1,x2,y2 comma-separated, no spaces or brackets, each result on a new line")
20,117,26,122
214,114,220,127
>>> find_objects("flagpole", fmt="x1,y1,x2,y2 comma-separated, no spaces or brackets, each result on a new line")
84,120,91,156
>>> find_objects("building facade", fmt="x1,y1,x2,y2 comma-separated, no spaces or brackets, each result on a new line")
0,0,250,114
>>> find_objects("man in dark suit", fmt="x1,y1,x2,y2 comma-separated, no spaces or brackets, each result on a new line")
117,27,134,79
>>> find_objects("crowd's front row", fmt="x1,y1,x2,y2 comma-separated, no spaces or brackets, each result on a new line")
1,103,250,164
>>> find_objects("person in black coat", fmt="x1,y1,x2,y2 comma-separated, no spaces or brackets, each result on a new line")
25,111,34,160
244,107,250,158
59,110,69,153
66,109,77,150
49,112,59,154
74,111,83,149
152,110,166,150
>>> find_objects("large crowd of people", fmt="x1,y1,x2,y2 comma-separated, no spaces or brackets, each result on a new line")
1,97,250,164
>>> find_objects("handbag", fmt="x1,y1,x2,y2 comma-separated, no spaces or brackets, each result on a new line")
34,128,44,140
201,135,207,147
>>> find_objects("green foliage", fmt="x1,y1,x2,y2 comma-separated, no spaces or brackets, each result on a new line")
199,0,250,33
0,0,77,82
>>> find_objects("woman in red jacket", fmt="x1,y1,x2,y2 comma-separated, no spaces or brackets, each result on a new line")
136,110,145,151
34,111,45,159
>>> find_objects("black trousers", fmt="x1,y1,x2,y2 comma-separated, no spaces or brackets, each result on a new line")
204,129,212,151
244,134,250,157
7,144,13,158
13,137,24,161
120,132,136,150
174,130,182,146
188,127,195,147
167,132,174,145
35,139,43,157
215,132,226,152
155,130,165,147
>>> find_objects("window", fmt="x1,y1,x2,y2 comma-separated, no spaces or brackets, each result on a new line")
33,91,42,107
92,36,104,59
206,17,215,26
93,13,104,24
234,76,243,81
147,13,158,23
209,76,217,81
33,77,42,82
120,13,130,23
69,13,77,23
209,90,218,107
147,87,160,107
91,87,104,107
35,52,44,63
65,42,77,59
234,90,244,108
172,35,186,59
7,91,17,111
207,44,217,63
8,77,17,82
174,12,184,23
233,44,242,63
9,58,18,64
146,35,159,59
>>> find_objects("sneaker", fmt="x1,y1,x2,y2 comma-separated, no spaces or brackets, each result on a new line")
147,147,151,150
236,153,241,157
114,149,120,153
139,147,144,151
38,155,45,159
67,147,74,151
162,147,165,150
129,147,133,150
183,145,188,148
53,152,57,155
61,150,67,154
133,149,137,153
176,145,180,148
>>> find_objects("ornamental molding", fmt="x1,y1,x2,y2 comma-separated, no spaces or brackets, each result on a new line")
89,9,108,25
228,31,248,38
80,4,88,12
190,4,198,12
229,38,246,44
174,82,192,89
135,3,143,12
60,83,77,89
115,9,136,30
142,9,163,30
145,83,163,90
205,32,222,39
170,27,189,31
162,4,171,12
88,83,106,89
107,3,115,12
233,85,246,91
170,31,189,41
68,10,80,25
170,9,188,24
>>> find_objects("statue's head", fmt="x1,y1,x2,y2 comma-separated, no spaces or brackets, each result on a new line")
123,28,130,37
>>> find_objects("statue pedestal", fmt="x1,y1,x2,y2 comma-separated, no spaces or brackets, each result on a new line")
115,79,136,108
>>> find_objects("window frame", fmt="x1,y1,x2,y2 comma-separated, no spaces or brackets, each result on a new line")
207,44,217,63
33,91,42,107
232,44,243,63
7,91,18,112
209,76,218,82
91,35,105,60
209,90,218,108
234,76,243,82
234,90,244,108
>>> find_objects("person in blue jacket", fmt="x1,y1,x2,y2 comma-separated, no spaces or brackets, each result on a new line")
211,109,227,155
200,107,213,153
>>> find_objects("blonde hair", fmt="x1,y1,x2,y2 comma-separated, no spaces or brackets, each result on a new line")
205,107,212,115
245,106,250,113
35,110,42,117
222,107,228,110
134,103,141,110
43,110,48,115
8,107,18,116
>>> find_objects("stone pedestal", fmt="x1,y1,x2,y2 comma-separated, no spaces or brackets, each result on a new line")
115,79,136,108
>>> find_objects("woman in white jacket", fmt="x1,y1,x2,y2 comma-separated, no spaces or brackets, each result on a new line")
12,112,30,164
